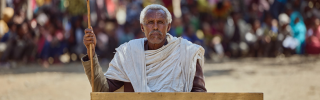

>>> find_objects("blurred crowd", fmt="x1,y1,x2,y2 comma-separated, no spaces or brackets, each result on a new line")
0,0,320,67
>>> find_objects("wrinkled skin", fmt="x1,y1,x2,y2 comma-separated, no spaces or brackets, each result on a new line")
140,9,171,50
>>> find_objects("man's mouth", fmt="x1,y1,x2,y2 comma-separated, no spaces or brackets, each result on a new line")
149,30,162,38
149,30,162,35
150,32,161,36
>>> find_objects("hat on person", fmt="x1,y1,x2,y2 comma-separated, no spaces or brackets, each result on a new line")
278,13,290,26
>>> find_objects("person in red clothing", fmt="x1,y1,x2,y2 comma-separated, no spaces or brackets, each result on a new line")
306,18,320,54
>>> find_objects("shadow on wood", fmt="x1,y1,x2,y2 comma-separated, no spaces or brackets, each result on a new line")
91,92,263,100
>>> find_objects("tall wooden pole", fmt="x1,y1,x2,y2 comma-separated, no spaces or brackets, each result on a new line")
86,0,94,92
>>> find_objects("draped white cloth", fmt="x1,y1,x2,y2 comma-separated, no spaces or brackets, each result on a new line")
105,34,204,92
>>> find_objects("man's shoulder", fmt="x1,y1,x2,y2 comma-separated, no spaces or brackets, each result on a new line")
116,38,145,52
180,37,202,47
177,37,205,54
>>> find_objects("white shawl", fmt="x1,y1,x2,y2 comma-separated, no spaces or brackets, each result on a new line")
105,34,204,92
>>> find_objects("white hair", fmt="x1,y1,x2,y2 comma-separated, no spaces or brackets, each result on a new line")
278,13,290,26
140,4,172,24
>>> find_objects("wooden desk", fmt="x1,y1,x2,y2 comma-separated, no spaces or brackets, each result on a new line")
91,92,263,100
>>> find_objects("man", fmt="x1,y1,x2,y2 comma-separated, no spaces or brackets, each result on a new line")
224,12,251,57
1,22,35,67
82,4,206,92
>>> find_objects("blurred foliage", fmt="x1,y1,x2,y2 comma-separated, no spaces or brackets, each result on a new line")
66,0,87,16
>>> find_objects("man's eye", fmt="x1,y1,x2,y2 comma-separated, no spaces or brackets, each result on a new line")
148,21,154,24
158,21,163,24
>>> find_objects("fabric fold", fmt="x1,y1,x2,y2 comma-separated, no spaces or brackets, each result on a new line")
105,33,204,92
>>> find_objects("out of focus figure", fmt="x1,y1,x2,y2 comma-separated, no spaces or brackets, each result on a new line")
1,0,320,68
224,12,250,57
306,17,320,54
278,13,296,56
289,11,306,54
0,22,35,67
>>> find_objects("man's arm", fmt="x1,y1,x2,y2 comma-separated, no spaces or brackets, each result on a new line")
81,54,109,92
83,27,126,92
191,61,207,92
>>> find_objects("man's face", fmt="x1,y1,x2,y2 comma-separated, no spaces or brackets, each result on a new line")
141,9,171,44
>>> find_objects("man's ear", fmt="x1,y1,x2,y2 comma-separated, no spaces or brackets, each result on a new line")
140,24,144,32
167,23,171,33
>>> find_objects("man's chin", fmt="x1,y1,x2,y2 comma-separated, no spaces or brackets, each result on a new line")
148,39,163,44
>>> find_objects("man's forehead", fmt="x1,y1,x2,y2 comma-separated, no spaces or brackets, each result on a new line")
144,9,166,20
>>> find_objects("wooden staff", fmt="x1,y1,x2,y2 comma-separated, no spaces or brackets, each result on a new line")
86,0,94,92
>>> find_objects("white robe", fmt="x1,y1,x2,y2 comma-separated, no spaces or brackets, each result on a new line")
105,34,204,92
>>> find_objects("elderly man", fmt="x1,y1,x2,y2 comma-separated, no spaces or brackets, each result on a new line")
82,4,206,92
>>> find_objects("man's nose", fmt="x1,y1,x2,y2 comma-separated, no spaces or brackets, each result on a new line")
153,22,158,30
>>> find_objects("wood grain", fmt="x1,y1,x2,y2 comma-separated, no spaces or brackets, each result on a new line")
91,92,263,100
86,0,94,92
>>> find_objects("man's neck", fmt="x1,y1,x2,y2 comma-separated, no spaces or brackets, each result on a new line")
147,39,167,50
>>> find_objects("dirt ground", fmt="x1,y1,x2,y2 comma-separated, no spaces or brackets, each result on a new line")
0,55,320,100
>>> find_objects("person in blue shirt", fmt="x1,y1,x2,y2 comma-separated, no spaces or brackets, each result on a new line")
182,24,203,45
290,11,306,54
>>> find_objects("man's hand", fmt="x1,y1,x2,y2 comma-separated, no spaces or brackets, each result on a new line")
83,27,96,58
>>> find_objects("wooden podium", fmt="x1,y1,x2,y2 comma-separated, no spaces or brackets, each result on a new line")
91,92,263,100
